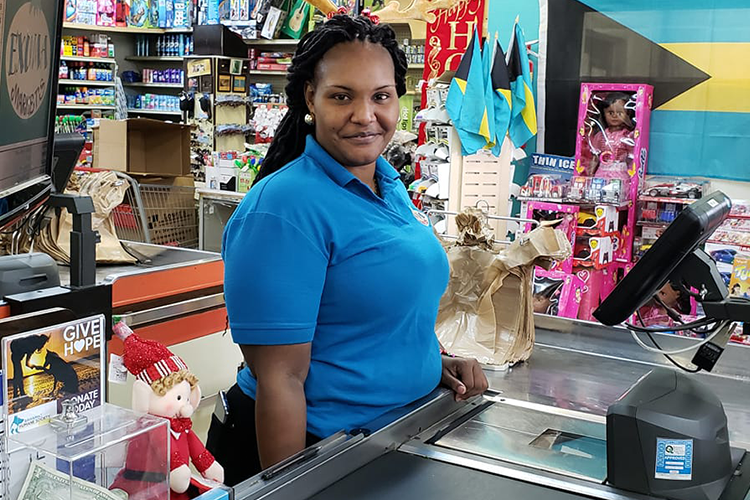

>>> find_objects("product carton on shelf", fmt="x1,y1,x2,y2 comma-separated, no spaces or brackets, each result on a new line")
93,118,191,176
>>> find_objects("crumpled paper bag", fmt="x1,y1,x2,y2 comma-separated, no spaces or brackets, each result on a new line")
436,209,571,366
36,171,136,264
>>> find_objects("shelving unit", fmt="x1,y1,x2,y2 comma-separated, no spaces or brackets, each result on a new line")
248,70,287,76
124,82,183,89
61,56,117,64
127,108,182,116
58,104,116,110
63,22,192,34
125,56,184,62
244,38,299,46
638,196,697,205
59,79,115,87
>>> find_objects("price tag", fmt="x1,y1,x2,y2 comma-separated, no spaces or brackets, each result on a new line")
108,354,128,384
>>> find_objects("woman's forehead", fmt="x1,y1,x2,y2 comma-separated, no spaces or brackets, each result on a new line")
313,41,395,87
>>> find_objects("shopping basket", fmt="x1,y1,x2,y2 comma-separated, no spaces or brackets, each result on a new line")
109,172,198,248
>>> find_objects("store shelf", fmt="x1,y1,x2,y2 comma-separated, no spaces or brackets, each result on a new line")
123,82,183,89
729,213,750,220
125,56,184,62
244,38,299,46
61,55,117,64
707,240,750,250
638,195,698,205
57,104,116,110
248,70,288,76
63,22,192,34
59,79,115,87
637,221,670,227
127,108,182,116
517,196,630,208
408,63,423,70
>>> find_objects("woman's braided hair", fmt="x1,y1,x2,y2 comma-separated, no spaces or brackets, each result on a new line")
253,14,408,185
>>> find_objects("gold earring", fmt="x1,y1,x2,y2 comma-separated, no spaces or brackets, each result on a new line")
304,113,315,125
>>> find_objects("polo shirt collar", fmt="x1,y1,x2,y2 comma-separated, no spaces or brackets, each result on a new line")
304,135,400,188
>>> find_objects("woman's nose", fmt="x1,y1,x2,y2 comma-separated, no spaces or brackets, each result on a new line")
351,100,376,124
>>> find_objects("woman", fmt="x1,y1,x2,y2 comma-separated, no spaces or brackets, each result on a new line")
208,14,488,486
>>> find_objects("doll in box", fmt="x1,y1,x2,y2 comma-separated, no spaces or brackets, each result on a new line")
587,92,636,181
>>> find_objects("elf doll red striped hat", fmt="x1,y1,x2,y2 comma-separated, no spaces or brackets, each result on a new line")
112,319,188,384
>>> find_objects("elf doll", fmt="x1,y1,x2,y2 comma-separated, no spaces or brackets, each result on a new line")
110,321,224,500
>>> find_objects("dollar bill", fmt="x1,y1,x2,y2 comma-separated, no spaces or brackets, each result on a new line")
17,461,128,500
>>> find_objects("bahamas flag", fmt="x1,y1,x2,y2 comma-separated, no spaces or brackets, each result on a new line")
491,37,512,156
482,37,497,151
445,29,490,155
508,22,537,148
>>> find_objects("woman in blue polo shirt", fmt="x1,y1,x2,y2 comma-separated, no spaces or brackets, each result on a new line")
208,14,488,486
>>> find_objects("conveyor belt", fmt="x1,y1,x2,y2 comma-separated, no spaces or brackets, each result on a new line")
308,451,594,500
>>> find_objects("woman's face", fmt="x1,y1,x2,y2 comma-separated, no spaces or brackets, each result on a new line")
305,41,399,170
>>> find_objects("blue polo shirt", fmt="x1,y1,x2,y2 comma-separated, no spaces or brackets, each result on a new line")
222,135,449,438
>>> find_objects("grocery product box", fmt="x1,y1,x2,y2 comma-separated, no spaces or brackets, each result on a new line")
730,254,750,298
93,118,191,176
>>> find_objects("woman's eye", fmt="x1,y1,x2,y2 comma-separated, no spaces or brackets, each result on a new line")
332,94,350,101
375,93,391,101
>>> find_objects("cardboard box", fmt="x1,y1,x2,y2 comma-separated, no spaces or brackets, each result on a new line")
93,119,191,176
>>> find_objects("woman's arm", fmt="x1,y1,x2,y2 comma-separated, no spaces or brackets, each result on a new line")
241,343,311,469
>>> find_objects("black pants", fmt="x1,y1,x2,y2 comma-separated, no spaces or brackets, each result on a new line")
206,384,322,487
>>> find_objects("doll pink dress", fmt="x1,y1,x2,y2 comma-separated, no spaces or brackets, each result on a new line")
590,128,634,182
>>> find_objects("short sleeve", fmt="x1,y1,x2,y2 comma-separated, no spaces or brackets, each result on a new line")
222,212,328,345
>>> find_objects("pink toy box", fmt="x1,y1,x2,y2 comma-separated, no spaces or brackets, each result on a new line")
534,269,585,319
525,201,579,274
574,83,653,263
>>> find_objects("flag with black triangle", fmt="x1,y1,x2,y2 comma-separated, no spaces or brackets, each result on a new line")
508,21,538,148
490,36,512,155
445,28,491,155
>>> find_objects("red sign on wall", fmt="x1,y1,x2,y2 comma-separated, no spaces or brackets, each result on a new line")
423,0,486,83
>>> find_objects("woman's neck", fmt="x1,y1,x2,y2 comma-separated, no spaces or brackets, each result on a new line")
346,163,378,192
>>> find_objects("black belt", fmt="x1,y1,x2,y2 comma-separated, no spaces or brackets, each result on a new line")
121,469,168,483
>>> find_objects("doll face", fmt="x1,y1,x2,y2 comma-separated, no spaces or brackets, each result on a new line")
149,380,194,419
603,99,629,130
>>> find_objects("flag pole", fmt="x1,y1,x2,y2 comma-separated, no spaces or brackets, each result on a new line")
506,17,519,65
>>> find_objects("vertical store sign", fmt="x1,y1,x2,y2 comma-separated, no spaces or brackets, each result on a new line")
423,0,486,83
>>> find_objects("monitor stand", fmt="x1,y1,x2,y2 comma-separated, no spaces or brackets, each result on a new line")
48,193,98,288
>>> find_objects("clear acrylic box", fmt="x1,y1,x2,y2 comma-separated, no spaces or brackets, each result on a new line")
6,403,169,500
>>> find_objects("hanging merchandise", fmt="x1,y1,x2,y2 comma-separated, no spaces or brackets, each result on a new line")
507,21,537,149
281,0,310,38
260,0,289,39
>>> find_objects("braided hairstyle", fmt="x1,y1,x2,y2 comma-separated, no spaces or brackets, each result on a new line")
254,15,408,185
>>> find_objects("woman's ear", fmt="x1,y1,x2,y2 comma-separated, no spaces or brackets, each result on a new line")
304,81,315,116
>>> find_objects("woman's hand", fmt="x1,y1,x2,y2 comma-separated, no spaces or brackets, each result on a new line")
440,356,489,402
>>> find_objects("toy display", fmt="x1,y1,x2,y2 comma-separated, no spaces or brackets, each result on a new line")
533,270,585,319
519,174,567,200
112,320,225,500
584,91,636,181
645,181,702,199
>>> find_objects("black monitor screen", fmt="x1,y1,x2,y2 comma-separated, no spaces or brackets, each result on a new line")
0,0,63,228
594,191,731,326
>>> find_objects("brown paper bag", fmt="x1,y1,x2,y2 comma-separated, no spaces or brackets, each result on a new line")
435,210,571,366
31,171,136,264
57,171,136,264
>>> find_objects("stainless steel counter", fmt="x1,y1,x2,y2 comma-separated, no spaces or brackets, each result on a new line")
56,241,220,287
232,315,750,500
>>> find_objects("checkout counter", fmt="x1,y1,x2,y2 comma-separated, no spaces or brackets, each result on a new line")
227,314,750,500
